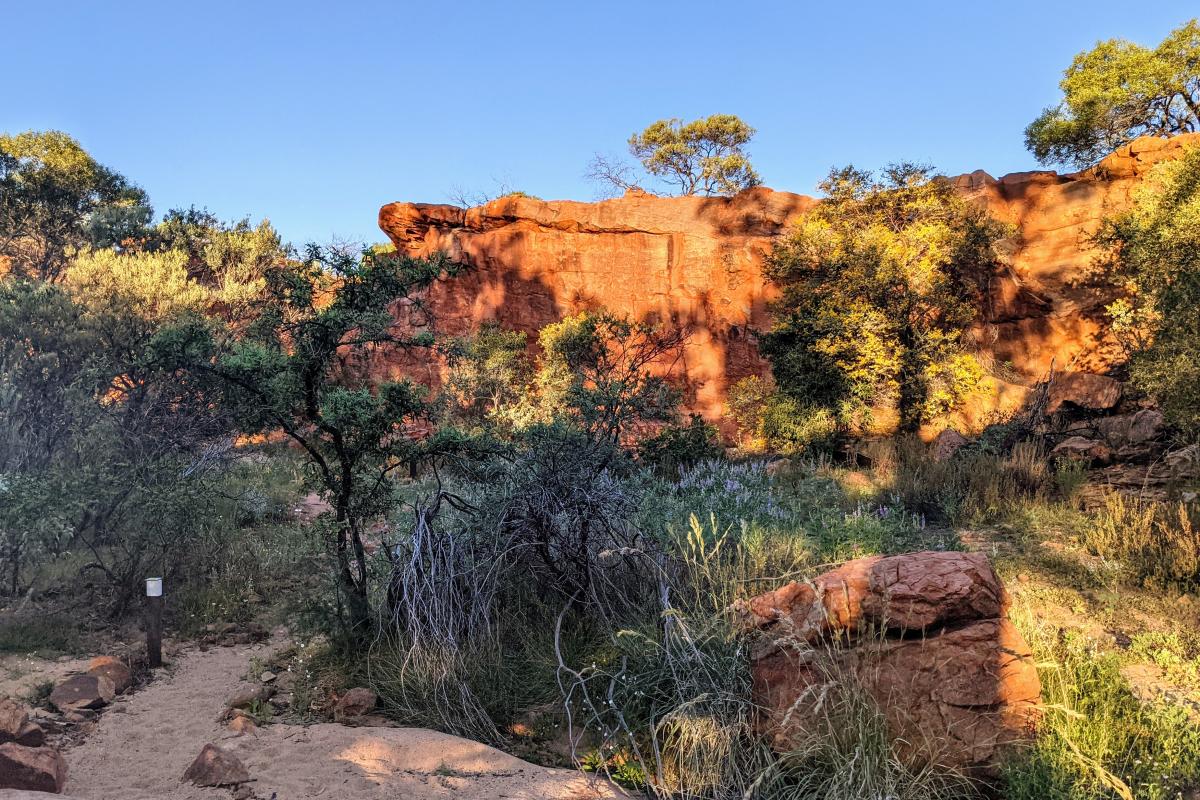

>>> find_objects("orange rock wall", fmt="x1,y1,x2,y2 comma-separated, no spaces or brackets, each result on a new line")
377,134,1200,427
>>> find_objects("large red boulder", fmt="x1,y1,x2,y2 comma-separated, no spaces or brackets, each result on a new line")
0,699,45,748
0,743,68,792
738,551,1008,642
86,656,133,695
740,551,1041,771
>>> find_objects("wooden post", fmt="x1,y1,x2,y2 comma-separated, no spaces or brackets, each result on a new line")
145,577,163,668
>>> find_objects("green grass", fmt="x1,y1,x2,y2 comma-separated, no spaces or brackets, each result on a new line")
1004,606,1200,800
0,613,83,656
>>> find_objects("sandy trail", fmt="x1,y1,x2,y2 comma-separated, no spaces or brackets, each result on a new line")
59,638,621,800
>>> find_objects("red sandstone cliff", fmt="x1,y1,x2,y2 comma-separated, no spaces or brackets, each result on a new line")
377,134,1200,430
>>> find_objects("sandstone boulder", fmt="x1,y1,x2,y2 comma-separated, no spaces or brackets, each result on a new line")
737,551,1008,643
1096,409,1164,449
742,551,1040,771
1046,372,1123,414
227,715,258,736
225,684,272,711
86,656,132,695
49,674,114,713
0,700,44,748
182,743,249,787
932,428,969,462
333,687,377,720
0,743,68,793
1051,436,1114,464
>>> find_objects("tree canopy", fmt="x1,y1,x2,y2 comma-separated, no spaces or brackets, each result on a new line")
0,131,150,280
588,114,761,197
1098,143,1200,437
1026,19,1200,168
761,164,1005,432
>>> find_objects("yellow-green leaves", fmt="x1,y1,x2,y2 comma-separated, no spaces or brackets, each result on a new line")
762,164,1003,431
626,114,761,196
1026,19,1200,167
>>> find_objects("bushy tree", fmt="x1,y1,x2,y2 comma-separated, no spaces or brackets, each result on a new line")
0,131,149,280
439,322,530,431
155,245,460,632
761,164,1002,432
0,276,231,609
1097,143,1200,437
535,311,687,441
588,115,761,197
151,207,284,313
1026,19,1200,168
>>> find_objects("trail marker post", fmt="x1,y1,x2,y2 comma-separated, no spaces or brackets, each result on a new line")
145,577,163,668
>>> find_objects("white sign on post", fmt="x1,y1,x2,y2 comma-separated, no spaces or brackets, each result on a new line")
146,577,163,597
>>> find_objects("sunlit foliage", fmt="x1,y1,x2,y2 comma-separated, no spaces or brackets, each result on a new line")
1026,19,1200,168
761,164,1002,432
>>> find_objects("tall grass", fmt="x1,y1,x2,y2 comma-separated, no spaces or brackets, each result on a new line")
1004,605,1200,800
1083,494,1200,590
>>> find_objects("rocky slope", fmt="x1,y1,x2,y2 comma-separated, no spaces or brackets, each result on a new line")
377,134,1200,430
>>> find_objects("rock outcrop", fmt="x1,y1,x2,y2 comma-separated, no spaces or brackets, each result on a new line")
738,551,1041,771
378,134,1200,432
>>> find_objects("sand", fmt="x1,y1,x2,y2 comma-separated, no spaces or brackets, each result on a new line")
50,637,622,800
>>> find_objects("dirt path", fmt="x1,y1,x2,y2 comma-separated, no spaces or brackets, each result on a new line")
60,638,622,800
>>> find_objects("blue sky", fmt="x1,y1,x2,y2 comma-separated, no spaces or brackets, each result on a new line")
4,1,1195,246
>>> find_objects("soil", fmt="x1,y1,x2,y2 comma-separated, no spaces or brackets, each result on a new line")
7,634,622,800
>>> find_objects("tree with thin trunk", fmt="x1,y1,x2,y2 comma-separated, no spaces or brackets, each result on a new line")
154,244,460,634
588,114,761,197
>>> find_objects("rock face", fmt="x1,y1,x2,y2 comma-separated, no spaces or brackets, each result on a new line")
378,188,814,425
378,134,1200,431
0,743,68,793
739,551,1041,771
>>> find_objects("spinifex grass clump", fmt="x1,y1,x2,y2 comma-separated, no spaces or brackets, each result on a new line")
755,655,980,800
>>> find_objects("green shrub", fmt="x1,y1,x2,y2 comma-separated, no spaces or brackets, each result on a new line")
728,376,838,455
0,613,82,656
637,414,723,476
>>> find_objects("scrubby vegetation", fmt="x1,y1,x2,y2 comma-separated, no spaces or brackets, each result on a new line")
4,104,1200,800
760,163,1005,434
1099,142,1200,437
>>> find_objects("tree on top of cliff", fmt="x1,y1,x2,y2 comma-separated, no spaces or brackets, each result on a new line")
1098,144,1200,437
587,114,761,197
1025,19,1200,168
761,164,1006,433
